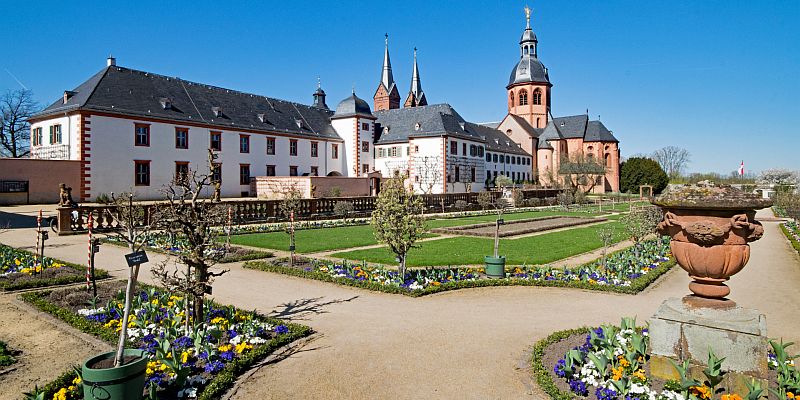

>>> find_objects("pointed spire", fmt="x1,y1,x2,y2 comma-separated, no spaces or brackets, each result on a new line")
312,76,328,109
405,47,427,108
381,33,395,92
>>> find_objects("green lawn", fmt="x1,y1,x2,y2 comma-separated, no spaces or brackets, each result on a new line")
229,207,615,253
332,220,627,266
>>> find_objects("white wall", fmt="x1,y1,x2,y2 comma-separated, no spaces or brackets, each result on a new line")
83,114,345,200
29,114,80,160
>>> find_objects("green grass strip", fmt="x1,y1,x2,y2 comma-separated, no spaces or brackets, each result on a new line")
780,223,800,255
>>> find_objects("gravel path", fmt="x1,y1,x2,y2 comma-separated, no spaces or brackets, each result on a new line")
0,208,797,399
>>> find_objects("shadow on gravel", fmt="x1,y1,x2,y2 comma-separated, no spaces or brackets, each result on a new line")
269,296,360,321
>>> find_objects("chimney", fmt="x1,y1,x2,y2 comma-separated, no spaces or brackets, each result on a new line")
107,55,116,67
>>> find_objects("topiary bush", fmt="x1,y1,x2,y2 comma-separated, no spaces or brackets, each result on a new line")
620,157,668,194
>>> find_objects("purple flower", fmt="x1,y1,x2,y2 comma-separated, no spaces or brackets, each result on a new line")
204,360,225,373
172,336,193,349
554,359,567,378
274,325,289,334
219,351,235,361
595,387,618,400
568,379,588,396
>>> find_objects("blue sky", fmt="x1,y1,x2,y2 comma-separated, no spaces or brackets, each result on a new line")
3,1,798,174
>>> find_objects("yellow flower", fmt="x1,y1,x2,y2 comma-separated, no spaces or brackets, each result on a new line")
14,258,20,265
53,388,68,400
611,366,624,380
787,393,795,400
181,350,191,363
690,385,712,400
167,301,174,307
72,376,81,385
159,363,168,371
235,342,253,354
67,385,75,391
632,369,646,382
618,356,630,368
218,344,233,352
721,395,743,400
151,299,159,306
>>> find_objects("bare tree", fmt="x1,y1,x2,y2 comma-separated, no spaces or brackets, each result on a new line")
0,89,39,158
558,153,607,195
652,146,691,180
151,160,228,330
758,168,799,187
104,192,160,366
415,155,442,195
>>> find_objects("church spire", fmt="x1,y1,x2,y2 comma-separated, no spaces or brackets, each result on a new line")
312,76,328,109
374,33,401,110
404,47,427,108
380,33,396,92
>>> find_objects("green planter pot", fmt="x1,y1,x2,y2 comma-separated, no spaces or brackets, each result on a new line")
82,349,148,400
484,256,506,278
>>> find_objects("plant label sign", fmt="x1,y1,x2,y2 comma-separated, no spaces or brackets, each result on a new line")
125,251,149,267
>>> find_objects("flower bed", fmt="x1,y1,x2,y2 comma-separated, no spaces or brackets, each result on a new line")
102,235,272,263
244,237,674,296
0,243,110,291
780,221,800,254
21,282,311,399
535,318,799,399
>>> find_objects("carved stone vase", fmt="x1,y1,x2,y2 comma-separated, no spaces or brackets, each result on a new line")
652,185,772,299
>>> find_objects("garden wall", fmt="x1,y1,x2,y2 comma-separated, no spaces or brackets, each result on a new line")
0,158,81,205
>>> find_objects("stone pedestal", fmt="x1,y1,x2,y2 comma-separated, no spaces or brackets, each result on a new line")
649,297,768,394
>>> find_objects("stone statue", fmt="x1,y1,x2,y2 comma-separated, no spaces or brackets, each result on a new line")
213,181,221,203
58,183,77,207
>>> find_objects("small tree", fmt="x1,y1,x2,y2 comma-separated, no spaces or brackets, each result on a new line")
559,153,607,195
105,192,159,367
620,206,663,255
333,201,355,216
371,173,426,279
151,161,228,330
597,225,616,269
620,157,669,194
477,191,494,210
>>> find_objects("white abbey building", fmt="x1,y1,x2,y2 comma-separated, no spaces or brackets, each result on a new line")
28,12,618,201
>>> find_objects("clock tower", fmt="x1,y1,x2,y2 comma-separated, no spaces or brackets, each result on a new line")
506,7,551,129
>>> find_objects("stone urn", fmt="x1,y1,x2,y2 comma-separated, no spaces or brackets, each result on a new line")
652,184,772,299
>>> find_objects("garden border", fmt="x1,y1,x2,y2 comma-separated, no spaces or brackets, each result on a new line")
430,216,606,238
780,222,800,255
243,257,677,297
19,285,313,400
0,243,110,292
530,326,591,400
100,238,274,263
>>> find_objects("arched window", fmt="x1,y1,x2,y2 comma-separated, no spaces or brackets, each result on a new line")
519,90,528,106
533,88,542,105
536,117,541,128
605,153,611,167
509,91,514,106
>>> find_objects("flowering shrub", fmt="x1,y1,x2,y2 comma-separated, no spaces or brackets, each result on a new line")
49,287,296,399
0,243,66,276
549,318,798,400
250,236,671,294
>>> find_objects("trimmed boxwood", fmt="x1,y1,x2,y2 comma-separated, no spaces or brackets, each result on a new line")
101,238,273,263
243,257,677,297
530,327,591,400
20,284,312,399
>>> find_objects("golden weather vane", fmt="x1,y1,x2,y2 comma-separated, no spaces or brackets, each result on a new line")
524,5,532,28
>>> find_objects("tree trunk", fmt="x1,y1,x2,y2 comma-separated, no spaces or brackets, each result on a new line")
193,261,206,325
398,255,406,281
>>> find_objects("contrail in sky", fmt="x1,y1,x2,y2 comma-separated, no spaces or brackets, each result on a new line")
4,68,28,90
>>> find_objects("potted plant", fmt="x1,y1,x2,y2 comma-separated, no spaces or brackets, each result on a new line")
81,193,156,400
485,176,512,278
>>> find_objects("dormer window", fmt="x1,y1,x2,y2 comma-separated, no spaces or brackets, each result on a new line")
295,119,305,129
257,113,266,123
414,122,421,131
159,97,172,110
63,91,76,104
212,107,222,117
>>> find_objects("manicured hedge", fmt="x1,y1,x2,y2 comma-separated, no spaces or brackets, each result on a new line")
530,327,591,400
20,285,312,399
101,238,273,263
244,258,677,297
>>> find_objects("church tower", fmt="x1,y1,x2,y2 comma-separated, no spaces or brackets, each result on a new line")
404,47,427,108
507,6,552,129
374,34,401,111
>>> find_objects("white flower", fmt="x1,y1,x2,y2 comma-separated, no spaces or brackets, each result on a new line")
78,307,105,316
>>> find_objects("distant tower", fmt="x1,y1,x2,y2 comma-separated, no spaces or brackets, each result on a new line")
312,77,328,109
404,47,427,108
507,6,552,129
373,34,401,111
